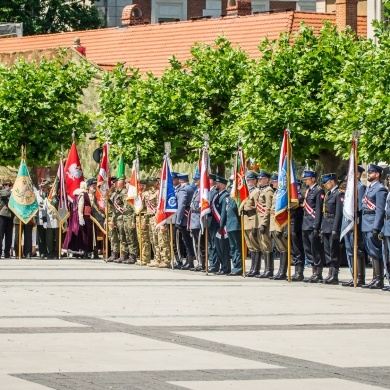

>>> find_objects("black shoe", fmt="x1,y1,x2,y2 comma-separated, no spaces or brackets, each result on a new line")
382,286,390,291
208,268,218,273
342,279,353,287
228,271,242,276
216,270,228,275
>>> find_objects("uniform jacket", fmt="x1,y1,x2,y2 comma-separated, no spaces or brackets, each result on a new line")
270,190,282,233
290,191,304,233
211,189,229,229
145,189,158,216
208,185,218,229
321,185,344,234
0,191,14,218
239,186,259,229
361,181,388,233
176,182,194,226
256,185,273,229
381,192,390,236
35,190,48,225
302,183,324,231
189,188,201,230
221,195,240,232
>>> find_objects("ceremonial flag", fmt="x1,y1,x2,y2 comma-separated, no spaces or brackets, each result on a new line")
96,142,111,212
47,158,69,223
200,147,211,232
64,141,84,202
340,146,355,240
155,155,177,229
231,147,249,208
127,160,138,200
8,160,38,224
117,153,125,179
275,129,299,228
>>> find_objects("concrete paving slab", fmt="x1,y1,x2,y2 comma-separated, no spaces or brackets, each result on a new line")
0,374,53,390
0,318,88,328
0,332,280,374
169,378,387,390
178,329,390,368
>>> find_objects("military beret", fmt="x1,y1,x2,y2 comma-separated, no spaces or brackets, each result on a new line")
257,170,271,179
193,172,201,180
367,163,383,174
321,173,337,183
40,180,51,186
140,180,148,185
110,176,118,183
86,178,97,187
2,180,13,186
302,170,317,178
0,189,11,198
215,176,228,185
245,171,258,180
177,173,189,180
171,172,179,179
271,174,278,182
358,165,365,174
209,173,217,181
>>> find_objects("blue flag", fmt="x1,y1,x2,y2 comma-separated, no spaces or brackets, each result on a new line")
8,160,38,224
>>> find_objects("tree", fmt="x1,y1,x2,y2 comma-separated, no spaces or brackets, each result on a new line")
0,52,96,166
98,37,251,174
0,0,103,36
230,23,374,173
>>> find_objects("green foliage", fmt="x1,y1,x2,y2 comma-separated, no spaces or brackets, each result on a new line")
0,53,96,166
0,0,103,36
98,37,251,172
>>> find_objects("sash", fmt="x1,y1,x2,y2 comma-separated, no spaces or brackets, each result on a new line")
256,202,267,214
146,199,156,214
303,189,316,218
211,192,227,238
363,196,376,211
113,194,124,213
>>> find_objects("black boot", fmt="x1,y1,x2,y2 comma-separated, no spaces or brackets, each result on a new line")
357,256,366,287
82,251,89,259
265,252,274,278
309,266,323,283
303,266,316,283
182,256,194,270
257,252,270,278
369,259,384,289
291,264,304,281
273,252,287,280
321,267,333,283
323,267,339,285
245,252,256,276
362,259,377,289
248,252,261,277
342,277,353,287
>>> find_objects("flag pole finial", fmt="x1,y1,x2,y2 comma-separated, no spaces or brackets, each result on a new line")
164,142,171,156
203,133,209,148
21,145,26,161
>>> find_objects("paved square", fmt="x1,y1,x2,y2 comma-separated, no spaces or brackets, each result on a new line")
1,259,390,389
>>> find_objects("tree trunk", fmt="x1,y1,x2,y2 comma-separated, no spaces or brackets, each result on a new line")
211,161,226,178
318,149,349,180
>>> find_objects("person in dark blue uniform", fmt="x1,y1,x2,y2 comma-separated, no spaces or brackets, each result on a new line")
320,173,344,285
175,173,195,270
301,170,325,283
361,164,388,289
212,176,231,275
342,166,367,287
221,176,242,276
379,174,390,291
208,174,219,272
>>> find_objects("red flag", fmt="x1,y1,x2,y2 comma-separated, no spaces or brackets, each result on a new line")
96,142,110,211
155,155,177,229
231,147,249,208
64,141,84,202
200,147,211,232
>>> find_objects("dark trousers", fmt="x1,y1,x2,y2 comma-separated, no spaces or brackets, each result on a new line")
363,230,382,261
323,233,341,269
0,216,13,257
302,229,324,267
179,225,195,257
344,228,365,268
208,226,218,268
228,230,242,273
37,225,48,256
14,223,33,258
191,228,205,265
291,229,305,266
46,228,60,258
215,233,231,273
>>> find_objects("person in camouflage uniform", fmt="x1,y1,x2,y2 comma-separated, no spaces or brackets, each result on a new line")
135,180,151,265
113,177,139,264
106,177,120,262
145,179,161,267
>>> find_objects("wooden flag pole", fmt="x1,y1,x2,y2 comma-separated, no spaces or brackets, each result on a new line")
170,219,174,269
18,221,23,259
353,138,358,287
58,222,62,259
286,130,292,282
241,214,246,276
205,222,209,275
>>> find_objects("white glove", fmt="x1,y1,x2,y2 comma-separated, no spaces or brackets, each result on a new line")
43,222,47,229
79,219,85,226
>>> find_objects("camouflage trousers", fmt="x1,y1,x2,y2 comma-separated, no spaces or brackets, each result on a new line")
108,220,120,254
148,215,161,263
136,214,151,263
118,216,139,256
158,224,172,265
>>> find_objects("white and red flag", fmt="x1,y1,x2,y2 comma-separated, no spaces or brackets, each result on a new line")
155,155,178,229
96,142,110,211
64,141,84,202
231,147,249,208
200,147,211,232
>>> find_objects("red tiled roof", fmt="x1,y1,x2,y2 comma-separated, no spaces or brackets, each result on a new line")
0,11,367,76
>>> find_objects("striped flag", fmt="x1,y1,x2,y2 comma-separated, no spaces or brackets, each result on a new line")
64,141,84,202
96,142,110,212
155,155,178,229
47,158,69,223
231,147,249,208
200,147,211,232
275,129,299,228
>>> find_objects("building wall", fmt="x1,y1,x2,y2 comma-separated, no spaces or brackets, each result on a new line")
188,0,207,18
319,0,367,15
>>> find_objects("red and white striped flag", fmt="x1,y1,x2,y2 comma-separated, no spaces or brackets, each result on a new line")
64,141,84,202
96,142,110,211
200,147,211,232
